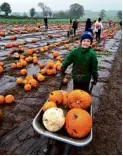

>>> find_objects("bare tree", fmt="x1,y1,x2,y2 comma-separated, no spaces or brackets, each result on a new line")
37,2,52,17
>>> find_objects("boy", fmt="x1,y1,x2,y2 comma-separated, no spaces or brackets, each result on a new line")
61,31,98,93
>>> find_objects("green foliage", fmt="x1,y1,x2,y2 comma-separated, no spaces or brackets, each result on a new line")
1,2,12,16
99,10,106,20
69,3,84,19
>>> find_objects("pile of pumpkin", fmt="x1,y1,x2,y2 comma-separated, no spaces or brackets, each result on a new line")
41,89,92,138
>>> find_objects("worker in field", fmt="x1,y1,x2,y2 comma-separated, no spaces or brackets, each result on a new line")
44,17,48,30
72,19,78,36
62,31,98,93
94,17,104,42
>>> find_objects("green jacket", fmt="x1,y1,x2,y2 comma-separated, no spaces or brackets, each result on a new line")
62,46,98,83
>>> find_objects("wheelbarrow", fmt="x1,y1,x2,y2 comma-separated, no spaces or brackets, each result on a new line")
32,78,95,155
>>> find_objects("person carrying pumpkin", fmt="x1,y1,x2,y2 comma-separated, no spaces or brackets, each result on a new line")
61,31,98,93
94,17,104,42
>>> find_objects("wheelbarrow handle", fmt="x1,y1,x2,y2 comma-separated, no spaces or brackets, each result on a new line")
59,73,65,90
89,81,95,94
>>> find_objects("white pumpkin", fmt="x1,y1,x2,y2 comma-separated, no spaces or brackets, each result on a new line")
42,107,65,132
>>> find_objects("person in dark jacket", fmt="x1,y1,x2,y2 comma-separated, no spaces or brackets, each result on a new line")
120,20,122,28
44,17,48,29
70,19,72,24
62,31,98,93
85,18,92,31
72,19,78,36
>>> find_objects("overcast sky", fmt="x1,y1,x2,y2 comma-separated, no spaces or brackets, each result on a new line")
0,0,122,12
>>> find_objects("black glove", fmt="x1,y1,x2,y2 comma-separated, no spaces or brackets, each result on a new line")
61,66,66,77
92,75,98,85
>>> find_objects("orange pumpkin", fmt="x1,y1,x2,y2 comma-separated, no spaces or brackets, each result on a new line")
28,79,38,87
0,66,4,73
5,43,13,48
12,42,18,47
42,101,57,112
24,84,32,91
48,90,63,105
41,68,46,75
46,68,56,75
10,49,15,54
5,95,15,104
56,56,61,61
47,61,55,69
95,23,99,28
28,56,33,62
20,69,27,75
33,53,38,57
39,48,45,53
56,65,61,71
33,58,38,64
37,74,45,81
0,31,5,37
21,60,27,67
23,79,28,85
44,46,49,51
62,92,69,107
18,47,24,52
20,55,25,59
39,63,45,68
16,62,22,68
0,62,4,66
26,49,34,55
25,75,33,81
68,90,92,109
0,95,5,104
11,63,17,69
52,51,59,58
10,36,17,40
16,77,23,84
65,108,92,138
31,39,37,43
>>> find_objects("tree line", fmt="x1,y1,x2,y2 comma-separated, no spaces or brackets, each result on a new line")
0,2,122,20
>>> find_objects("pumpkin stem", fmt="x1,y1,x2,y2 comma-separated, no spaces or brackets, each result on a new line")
74,114,78,119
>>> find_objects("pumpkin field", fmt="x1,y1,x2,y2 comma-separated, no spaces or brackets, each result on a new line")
0,22,122,155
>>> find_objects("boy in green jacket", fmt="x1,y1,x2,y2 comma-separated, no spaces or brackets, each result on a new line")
61,31,98,93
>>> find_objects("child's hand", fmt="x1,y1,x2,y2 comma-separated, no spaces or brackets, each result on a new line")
92,76,98,85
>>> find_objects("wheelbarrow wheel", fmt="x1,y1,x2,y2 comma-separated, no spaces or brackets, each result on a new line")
43,138,54,154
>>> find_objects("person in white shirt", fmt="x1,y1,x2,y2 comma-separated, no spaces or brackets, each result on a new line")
94,17,103,42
